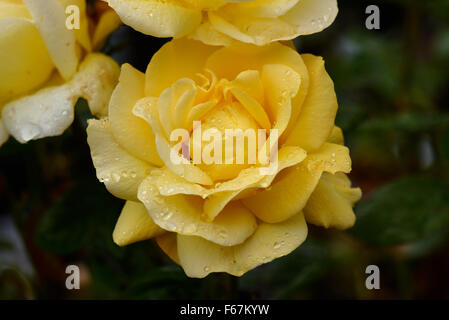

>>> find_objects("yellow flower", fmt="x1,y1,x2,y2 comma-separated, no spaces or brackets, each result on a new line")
87,38,361,278
0,0,121,146
103,0,338,46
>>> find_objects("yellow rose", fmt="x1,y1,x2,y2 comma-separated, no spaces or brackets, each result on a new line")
87,39,361,278
103,0,338,46
0,0,121,146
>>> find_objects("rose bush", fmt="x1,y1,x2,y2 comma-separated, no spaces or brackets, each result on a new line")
87,38,361,278
103,0,338,46
0,0,121,146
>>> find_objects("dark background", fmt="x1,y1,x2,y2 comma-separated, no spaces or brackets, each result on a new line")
1,0,449,299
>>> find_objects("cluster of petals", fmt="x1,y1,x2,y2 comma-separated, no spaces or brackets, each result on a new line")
87,39,361,278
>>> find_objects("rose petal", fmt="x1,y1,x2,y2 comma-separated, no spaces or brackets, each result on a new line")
2,53,119,143
0,17,54,102
285,54,338,151
23,0,78,80
0,1,31,19
138,177,258,246
144,146,306,221
105,0,201,38
220,0,300,19
145,38,219,97
189,21,234,46
242,143,351,223
328,126,344,145
261,64,301,136
109,63,163,166
87,118,155,201
281,0,338,36
156,233,180,264
229,87,270,130
59,0,92,52
177,212,307,278
133,96,213,185
0,120,9,146
113,200,165,246
205,43,309,132
92,9,122,50
304,172,361,230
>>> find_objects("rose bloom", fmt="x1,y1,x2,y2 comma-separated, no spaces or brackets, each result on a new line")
103,0,338,46
0,0,121,146
87,39,361,278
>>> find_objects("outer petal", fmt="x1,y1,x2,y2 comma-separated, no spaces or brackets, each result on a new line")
87,118,155,201
281,0,338,36
177,213,307,278
0,17,54,102
109,64,162,166
113,200,165,246
23,0,78,80
285,54,338,151
2,54,119,143
208,12,295,46
145,38,219,97
304,172,361,230
242,143,351,223
327,126,344,145
105,0,202,38
138,177,258,246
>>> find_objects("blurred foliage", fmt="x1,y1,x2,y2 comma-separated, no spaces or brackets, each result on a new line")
1,0,449,300
351,176,449,246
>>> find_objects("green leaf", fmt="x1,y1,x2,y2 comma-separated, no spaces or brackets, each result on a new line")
350,176,449,246
36,179,123,254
